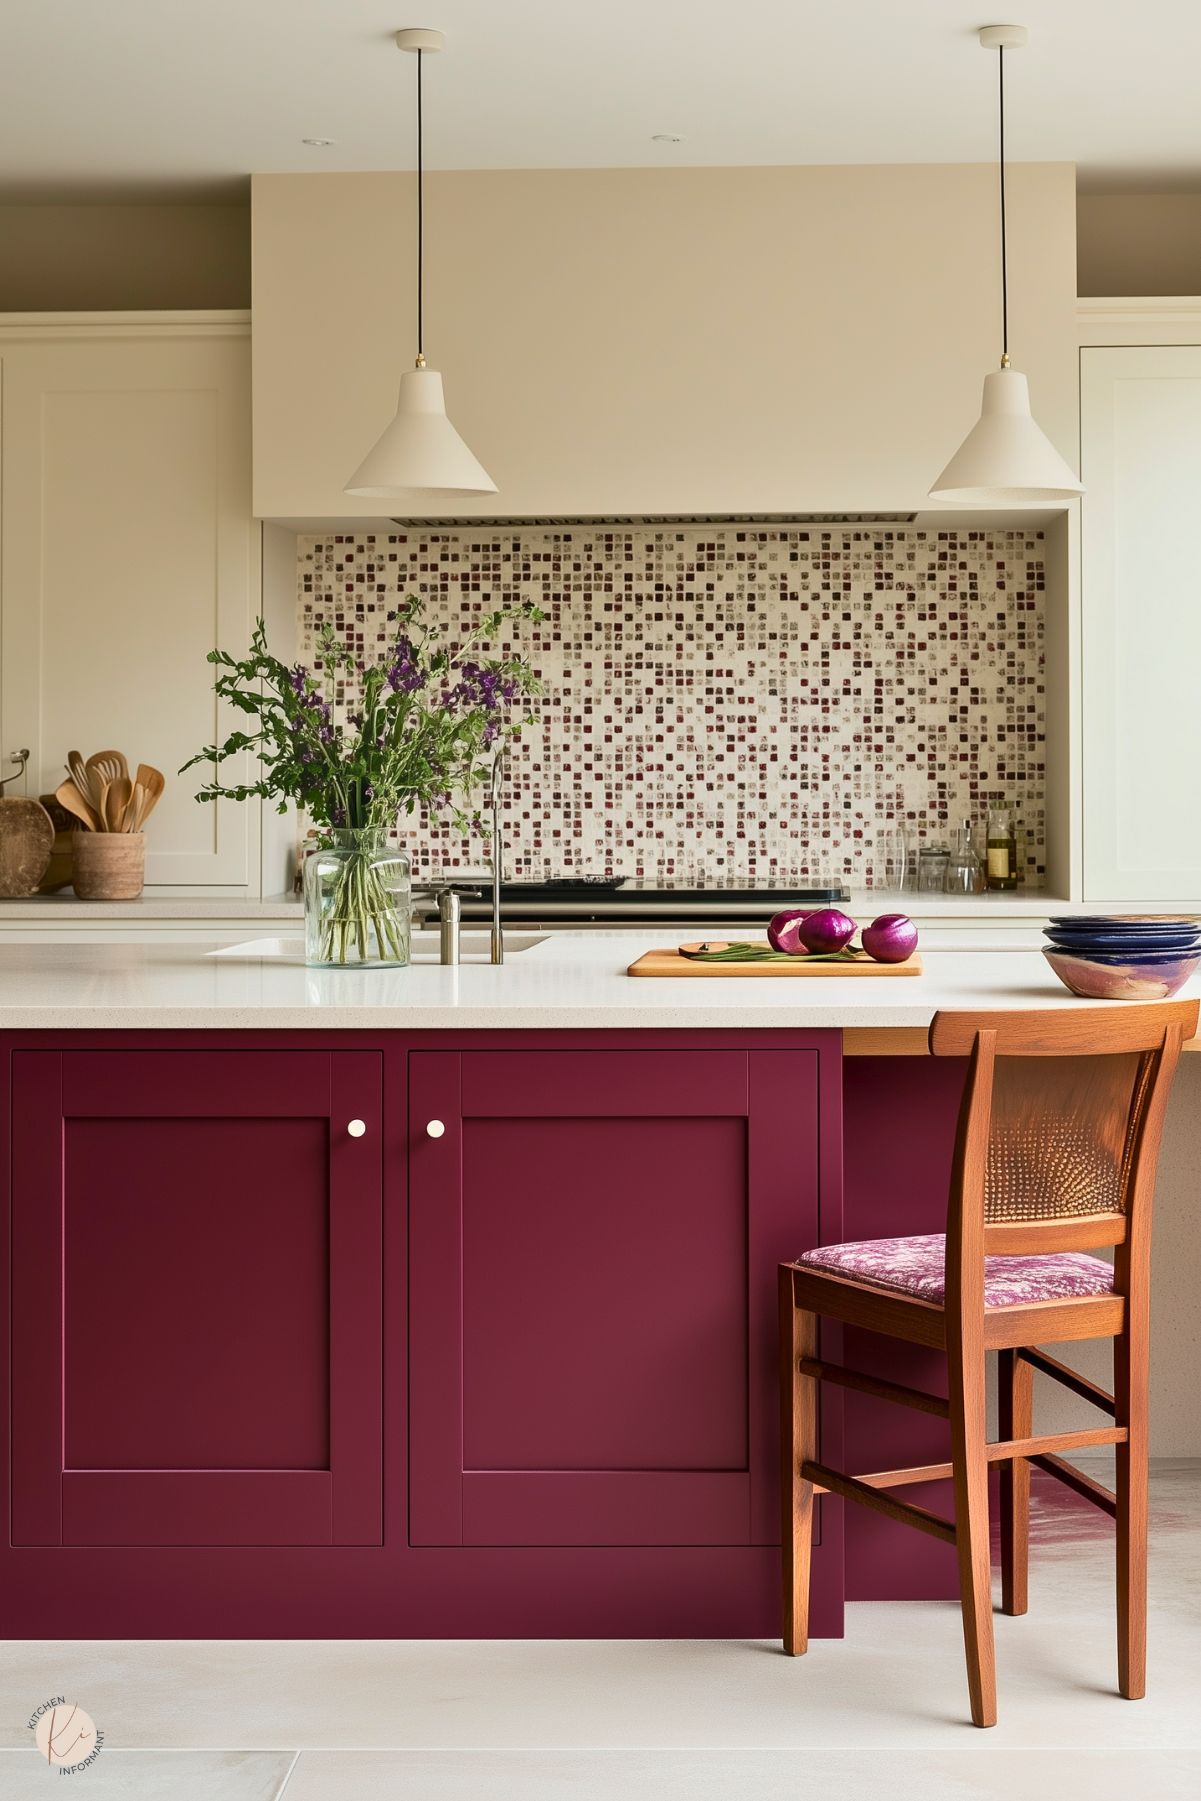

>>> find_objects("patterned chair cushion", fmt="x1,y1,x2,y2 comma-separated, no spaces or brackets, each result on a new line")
796,1232,1115,1308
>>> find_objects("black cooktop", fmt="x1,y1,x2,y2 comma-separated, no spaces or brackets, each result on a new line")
452,879,849,923
499,879,844,898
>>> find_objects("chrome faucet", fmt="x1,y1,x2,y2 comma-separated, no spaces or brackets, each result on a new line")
489,749,505,965
409,882,480,964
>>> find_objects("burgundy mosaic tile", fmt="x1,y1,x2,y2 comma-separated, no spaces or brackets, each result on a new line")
297,528,1046,886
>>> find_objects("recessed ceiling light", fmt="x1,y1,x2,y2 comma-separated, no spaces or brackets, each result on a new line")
302,137,337,147
651,133,684,144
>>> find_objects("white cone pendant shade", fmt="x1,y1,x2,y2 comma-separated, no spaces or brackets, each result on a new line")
344,364,497,499
929,365,1083,503
929,26,1083,505
344,29,496,501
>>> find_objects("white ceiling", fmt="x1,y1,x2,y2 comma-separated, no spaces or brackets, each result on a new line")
0,0,1198,200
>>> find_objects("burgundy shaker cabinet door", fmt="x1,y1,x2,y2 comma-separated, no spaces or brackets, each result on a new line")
409,1049,823,1548
9,1050,382,1548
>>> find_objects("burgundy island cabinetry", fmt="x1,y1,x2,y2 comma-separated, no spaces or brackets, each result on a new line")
0,1028,845,1638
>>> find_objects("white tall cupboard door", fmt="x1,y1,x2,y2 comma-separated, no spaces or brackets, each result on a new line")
0,321,259,889
1080,344,1201,901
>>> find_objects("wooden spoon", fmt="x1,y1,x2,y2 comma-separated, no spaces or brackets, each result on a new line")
106,775,133,832
55,780,100,832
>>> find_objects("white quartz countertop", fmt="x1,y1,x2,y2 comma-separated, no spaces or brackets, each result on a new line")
1,931,1196,1033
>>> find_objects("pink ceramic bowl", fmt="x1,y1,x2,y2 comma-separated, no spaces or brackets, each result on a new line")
1043,947,1200,1001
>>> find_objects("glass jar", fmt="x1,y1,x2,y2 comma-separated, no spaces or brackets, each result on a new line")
303,828,411,968
876,821,912,892
986,807,1018,892
917,844,950,892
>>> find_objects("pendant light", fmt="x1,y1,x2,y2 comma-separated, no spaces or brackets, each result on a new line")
929,25,1082,503
345,27,497,499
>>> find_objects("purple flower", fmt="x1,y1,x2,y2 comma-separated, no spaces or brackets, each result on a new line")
483,719,501,747
363,783,375,802
331,807,346,826
320,724,334,744
288,665,308,694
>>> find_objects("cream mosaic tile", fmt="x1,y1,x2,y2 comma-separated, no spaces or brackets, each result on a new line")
297,528,1045,886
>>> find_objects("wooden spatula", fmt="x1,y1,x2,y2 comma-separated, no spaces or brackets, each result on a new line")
86,750,128,799
55,780,100,832
67,751,96,809
132,764,165,828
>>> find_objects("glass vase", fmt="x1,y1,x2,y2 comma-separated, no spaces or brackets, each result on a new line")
303,828,411,968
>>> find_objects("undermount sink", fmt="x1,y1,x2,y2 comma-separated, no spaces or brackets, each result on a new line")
208,931,548,964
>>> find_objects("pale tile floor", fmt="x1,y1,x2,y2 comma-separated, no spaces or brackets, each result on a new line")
1,1460,1197,1800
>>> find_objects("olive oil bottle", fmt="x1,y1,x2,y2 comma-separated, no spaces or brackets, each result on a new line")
986,806,1018,891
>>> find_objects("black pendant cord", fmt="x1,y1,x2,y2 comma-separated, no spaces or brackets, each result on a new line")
998,45,1009,363
416,47,425,362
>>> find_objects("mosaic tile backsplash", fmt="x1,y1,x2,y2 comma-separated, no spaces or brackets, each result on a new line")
297,528,1046,887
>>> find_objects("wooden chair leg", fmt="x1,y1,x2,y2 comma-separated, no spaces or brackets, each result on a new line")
779,1270,817,1655
998,1349,1033,1616
1114,1320,1149,1699
947,1328,997,1727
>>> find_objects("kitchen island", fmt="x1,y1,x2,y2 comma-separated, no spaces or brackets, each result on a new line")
1,935,1195,1639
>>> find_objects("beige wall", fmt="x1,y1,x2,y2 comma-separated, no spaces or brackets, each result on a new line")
252,163,1078,520
0,204,250,310
1077,192,1201,297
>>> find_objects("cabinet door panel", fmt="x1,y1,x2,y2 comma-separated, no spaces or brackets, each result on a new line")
410,1048,823,1549
1081,344,1201,898
0,326,257,888
10,1050,381,1548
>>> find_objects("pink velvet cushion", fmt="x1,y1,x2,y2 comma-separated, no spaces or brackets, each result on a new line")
797,1232,1115,1308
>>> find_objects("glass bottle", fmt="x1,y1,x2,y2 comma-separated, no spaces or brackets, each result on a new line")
944,820,983,895
986,807,1018,892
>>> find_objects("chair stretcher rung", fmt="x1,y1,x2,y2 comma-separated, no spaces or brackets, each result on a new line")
1017,1347,1117,1416
804,1426,1127,1498
1029,1453,1118,1518
796,1357,949,1418
800,1459,957,1544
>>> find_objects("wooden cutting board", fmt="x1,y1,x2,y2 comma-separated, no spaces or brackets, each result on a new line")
627,946,923,978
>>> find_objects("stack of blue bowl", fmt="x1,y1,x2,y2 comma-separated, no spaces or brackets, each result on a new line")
1043,916,1201,1000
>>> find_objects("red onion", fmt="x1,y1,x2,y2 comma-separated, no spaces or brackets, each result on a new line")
798,907,857,955
767,907,814,954
862,912,919,963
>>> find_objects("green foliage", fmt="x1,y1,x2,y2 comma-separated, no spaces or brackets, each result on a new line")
182,595,544,835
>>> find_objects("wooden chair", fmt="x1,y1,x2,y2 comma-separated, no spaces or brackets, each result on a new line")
779,999,1197,1728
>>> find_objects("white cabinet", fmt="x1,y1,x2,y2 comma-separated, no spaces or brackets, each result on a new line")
0,314,259,891
1080,341,1201,901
